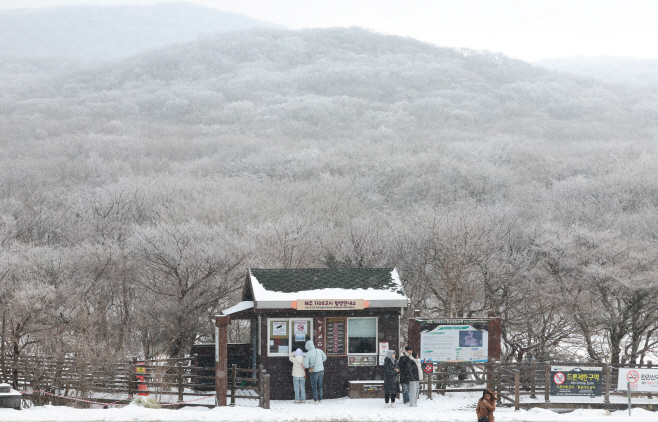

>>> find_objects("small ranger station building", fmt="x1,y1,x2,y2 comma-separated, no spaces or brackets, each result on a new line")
219,268,409,400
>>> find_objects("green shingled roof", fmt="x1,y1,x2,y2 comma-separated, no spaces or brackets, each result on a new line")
250,268,402,294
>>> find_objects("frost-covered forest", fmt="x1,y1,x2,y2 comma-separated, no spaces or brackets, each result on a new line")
2,25,658,365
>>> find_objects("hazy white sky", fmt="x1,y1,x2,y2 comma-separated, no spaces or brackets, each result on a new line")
2,0,657,61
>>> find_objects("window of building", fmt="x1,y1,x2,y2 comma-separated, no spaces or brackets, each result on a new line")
347,317,378,354
267,318,313,356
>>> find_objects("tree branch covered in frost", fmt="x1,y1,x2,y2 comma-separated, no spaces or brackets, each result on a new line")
1,27,658,363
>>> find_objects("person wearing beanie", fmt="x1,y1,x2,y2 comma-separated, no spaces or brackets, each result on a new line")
383,349,399,408
289,348,306,403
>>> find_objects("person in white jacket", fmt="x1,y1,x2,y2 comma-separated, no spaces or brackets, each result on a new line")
409,351,423,406
289,348,306,403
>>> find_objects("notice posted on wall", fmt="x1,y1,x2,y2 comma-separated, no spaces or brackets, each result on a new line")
420,320,489,363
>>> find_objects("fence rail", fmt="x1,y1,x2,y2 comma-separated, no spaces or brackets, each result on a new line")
0,354,269,409
3,354,654,410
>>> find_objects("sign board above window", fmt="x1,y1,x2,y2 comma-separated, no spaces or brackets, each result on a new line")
293,299,369,310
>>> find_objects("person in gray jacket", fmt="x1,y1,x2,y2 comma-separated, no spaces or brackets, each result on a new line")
303,340,327,403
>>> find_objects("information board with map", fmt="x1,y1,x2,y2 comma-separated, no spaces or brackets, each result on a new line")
419,320,489,363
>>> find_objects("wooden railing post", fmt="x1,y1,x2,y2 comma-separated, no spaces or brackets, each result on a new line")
428,370,433,400
230,364,237,406
544,362,550,404
489,361,499,398
515,370,520,411
604,364,611,405
496,362,502,406
530,358,537,398
177,361,184,405
129,358,137,400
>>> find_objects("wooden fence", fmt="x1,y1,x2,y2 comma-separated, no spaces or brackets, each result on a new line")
421,360,658,410
3,354,655,410
0,354,269,409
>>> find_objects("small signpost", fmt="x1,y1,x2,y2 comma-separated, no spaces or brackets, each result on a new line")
423,362,434,374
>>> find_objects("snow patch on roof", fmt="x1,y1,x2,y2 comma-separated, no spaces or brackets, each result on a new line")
249,268,406,303
222,301,254,315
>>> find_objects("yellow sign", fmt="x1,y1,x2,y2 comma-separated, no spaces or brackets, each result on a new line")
296,299,366,310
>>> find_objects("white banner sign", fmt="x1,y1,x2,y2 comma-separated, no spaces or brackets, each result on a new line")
618,368,658,392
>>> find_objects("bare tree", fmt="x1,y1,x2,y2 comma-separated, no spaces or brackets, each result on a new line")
130,222,245,357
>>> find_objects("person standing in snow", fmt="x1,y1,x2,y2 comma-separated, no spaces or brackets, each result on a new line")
303,340,327,404
476,389,497,422
383,349,399,408
398,345,414,404
409,351,422,407
289,348,306,403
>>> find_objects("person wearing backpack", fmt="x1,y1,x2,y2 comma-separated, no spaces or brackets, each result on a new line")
303,340,327,403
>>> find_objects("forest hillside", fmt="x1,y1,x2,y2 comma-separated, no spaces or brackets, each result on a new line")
1,27,658,364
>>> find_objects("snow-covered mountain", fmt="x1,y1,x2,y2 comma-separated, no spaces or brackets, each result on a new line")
0,2,282,59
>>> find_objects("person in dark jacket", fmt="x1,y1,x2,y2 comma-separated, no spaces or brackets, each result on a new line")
383,349,399,408
409,351,421,406
398,345,414,404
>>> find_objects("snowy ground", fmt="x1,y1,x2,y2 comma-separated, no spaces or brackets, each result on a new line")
2,392,658,422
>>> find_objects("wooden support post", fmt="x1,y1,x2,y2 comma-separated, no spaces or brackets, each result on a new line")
177,362,184,405
428,370,433,400
515,371,520,411
544,362,550,404
408,317,421,354
214,315,231,407
258,368,266,408
530,358,537,398
230,364,237,406
487,315,502,362
604,364,611,405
